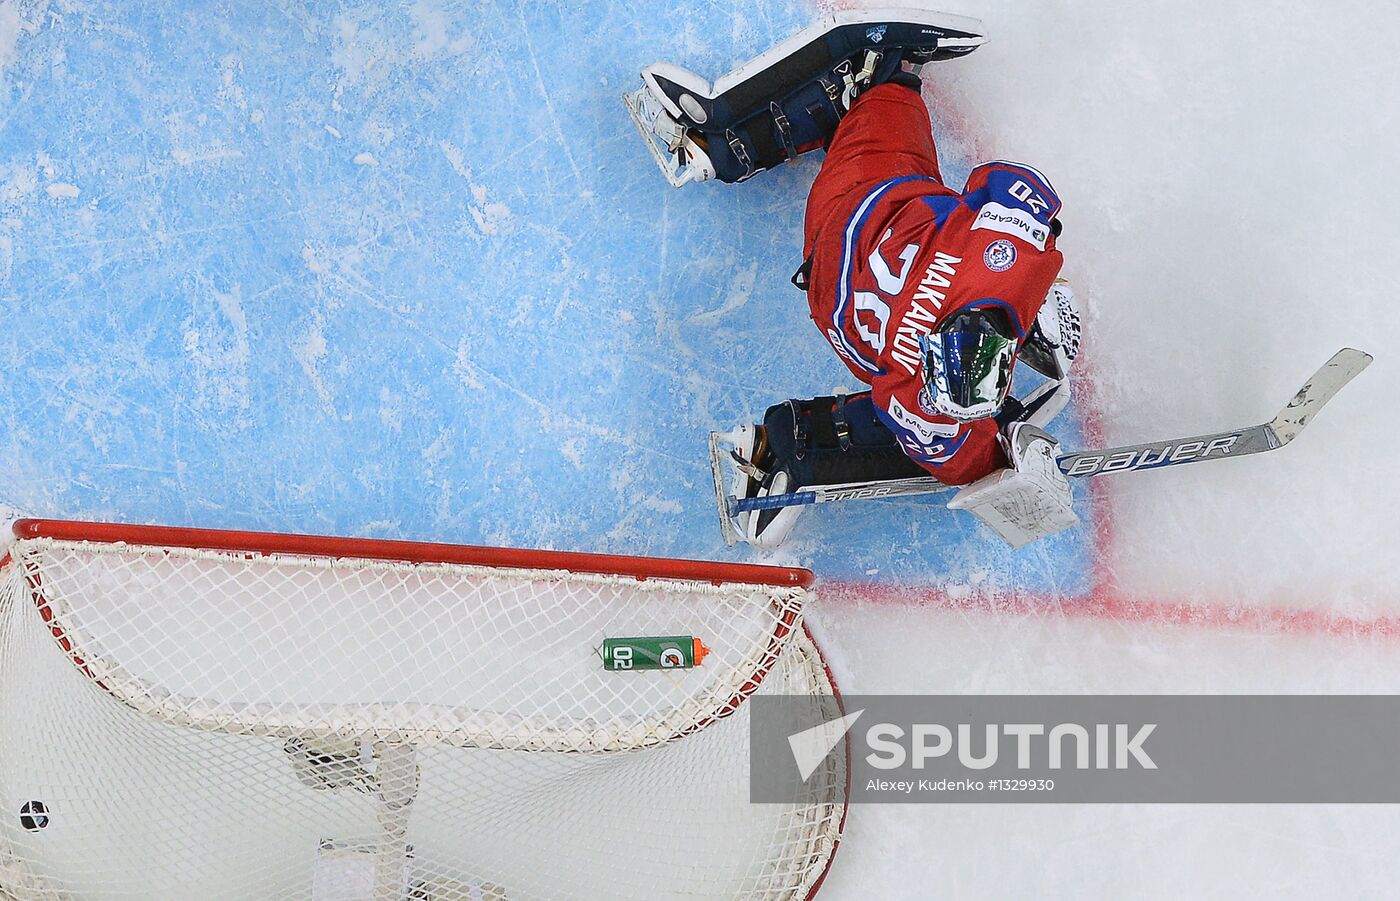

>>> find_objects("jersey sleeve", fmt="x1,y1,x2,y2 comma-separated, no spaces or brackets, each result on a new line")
869,374,1006,486
960,161,1062,252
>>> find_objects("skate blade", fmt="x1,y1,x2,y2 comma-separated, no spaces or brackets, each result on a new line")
622,89,697,188
708,430,741,546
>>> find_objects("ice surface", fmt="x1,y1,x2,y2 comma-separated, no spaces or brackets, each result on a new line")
0,0,1086,591
1,0,1399,897
807,603,1400,898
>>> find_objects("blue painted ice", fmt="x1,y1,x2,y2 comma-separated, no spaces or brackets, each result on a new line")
0,1,1090,594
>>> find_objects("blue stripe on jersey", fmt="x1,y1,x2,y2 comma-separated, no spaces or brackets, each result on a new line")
983,159,1061,208
832,175,939,374
920,194,962,224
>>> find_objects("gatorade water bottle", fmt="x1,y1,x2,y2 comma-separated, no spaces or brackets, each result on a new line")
601,636,710,671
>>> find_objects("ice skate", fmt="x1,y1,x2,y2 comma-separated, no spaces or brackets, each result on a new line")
709,424,804,549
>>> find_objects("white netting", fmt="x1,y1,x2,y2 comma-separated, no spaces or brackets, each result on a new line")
0,531,844,900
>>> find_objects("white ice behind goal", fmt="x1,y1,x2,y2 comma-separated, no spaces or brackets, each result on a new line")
0,519,845,900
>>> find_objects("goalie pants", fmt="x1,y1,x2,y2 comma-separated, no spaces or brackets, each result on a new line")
802,82,943,260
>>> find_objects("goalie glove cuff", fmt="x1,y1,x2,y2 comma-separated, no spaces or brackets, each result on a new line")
1021,278,1082,381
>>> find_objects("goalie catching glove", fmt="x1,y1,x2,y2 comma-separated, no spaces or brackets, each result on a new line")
1021,279,1082,382
946,421,1078,548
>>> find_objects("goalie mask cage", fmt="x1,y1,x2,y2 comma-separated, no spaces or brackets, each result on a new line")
0,519,846,901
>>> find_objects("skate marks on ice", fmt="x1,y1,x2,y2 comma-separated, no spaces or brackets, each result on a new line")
0,0,1094,593
0,6,772,533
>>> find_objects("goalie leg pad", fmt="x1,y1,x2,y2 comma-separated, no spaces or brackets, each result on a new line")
742,468,805,550
721,392,929,549
626,9,986,184
763,393,928,487
947,422,1078,548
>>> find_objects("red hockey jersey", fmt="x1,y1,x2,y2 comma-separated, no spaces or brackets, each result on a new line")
803,83,1065,485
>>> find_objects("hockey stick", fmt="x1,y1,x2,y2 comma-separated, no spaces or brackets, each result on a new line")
712,348,1371,541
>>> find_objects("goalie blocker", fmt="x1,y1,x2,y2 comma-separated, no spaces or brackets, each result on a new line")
947,422,1078,548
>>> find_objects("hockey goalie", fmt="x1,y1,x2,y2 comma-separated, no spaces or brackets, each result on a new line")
627,9,1084,550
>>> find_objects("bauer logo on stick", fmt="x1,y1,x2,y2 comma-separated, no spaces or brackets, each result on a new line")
1062,435,1242,477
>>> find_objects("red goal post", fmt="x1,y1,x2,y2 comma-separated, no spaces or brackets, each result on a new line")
6,517,816,587
0,517,846,901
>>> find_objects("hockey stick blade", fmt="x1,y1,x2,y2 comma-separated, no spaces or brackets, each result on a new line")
1268,347,1372,445
727,348,1371,515
1057,347,1372,477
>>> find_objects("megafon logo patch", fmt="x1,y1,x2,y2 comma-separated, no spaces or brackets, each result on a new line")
888,394,959,445
970,203,1049,251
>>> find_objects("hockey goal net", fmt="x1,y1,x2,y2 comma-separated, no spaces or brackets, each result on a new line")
0,519,845,900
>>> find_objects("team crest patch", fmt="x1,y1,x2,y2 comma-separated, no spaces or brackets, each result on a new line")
866,25,887,43
917,385,939,417
984,239,1017,272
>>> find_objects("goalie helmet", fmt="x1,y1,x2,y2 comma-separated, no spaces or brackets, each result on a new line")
918,306,1018,422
